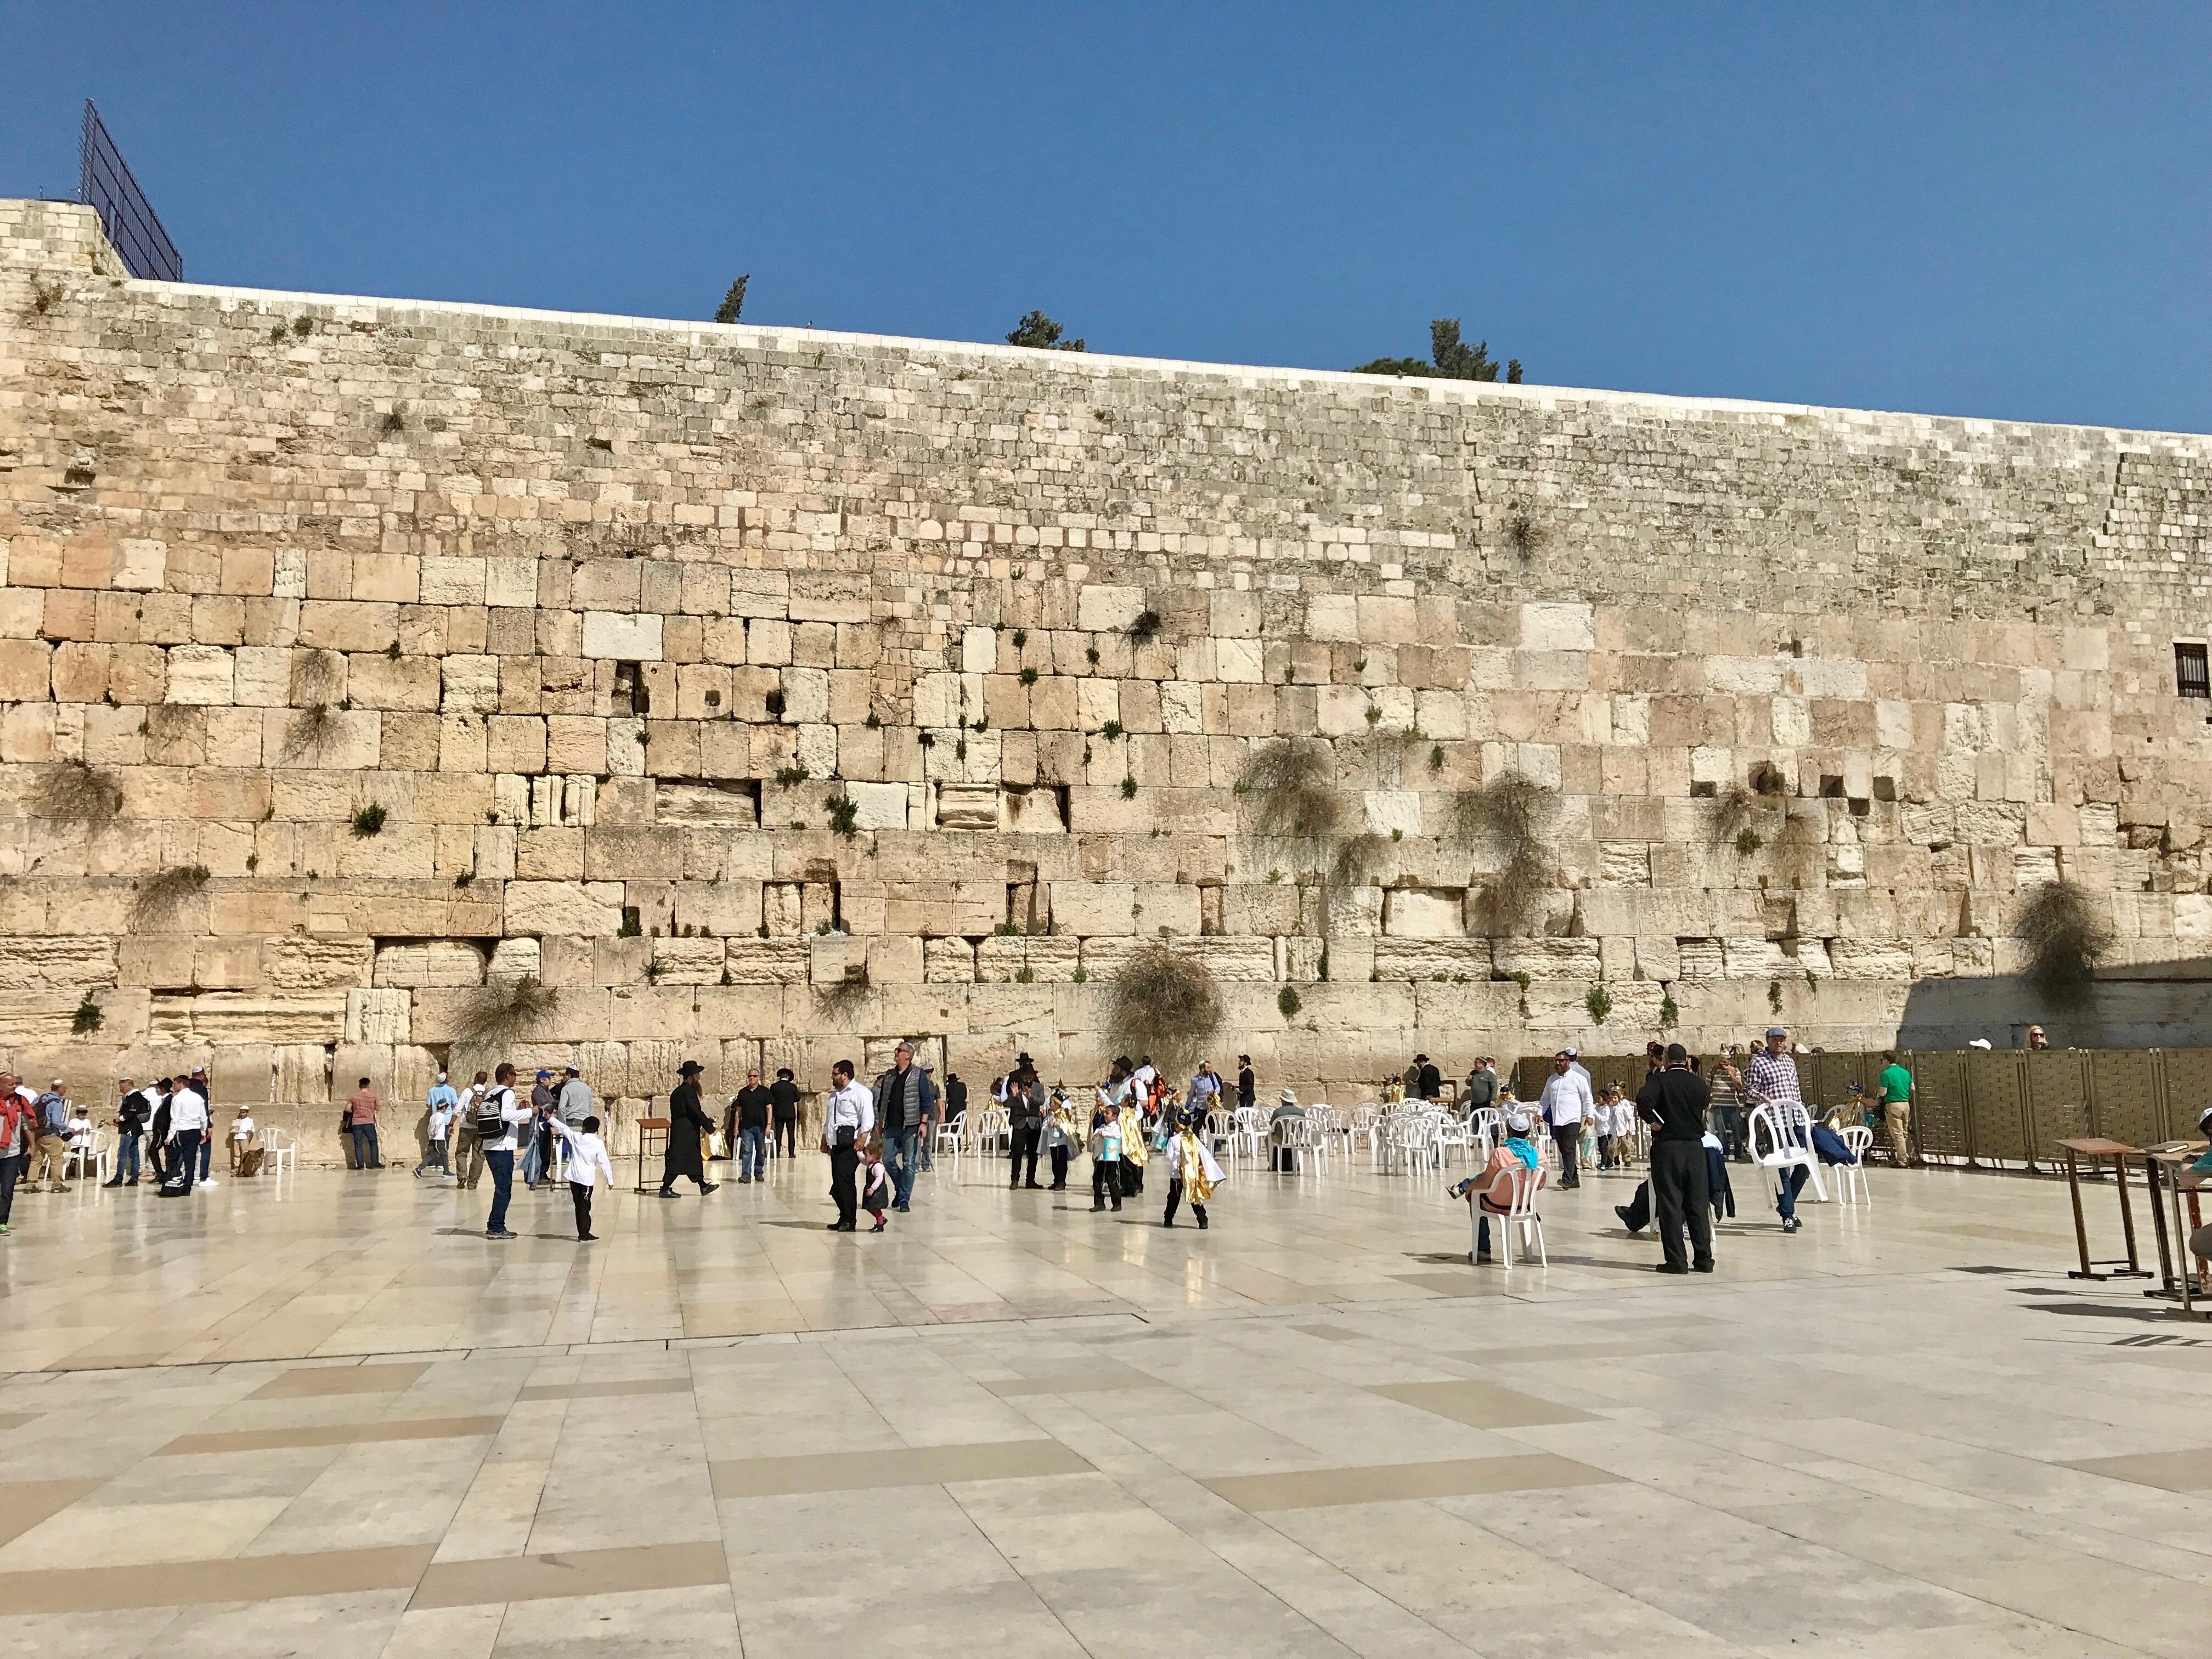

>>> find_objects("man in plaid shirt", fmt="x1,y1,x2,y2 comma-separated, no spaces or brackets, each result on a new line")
1743,1026,1812,1232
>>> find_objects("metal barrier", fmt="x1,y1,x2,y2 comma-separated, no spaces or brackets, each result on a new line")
78,101,182,281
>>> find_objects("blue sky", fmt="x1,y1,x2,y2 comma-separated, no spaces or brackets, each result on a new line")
7,2,2209,432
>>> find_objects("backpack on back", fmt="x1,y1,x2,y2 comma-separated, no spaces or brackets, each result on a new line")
475,1086,514,1140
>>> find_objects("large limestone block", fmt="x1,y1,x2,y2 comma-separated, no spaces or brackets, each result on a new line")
1373,939,1492,981
923,936,977,983
165,645,235,705
1380,887,1466,939
373,939,488,988
0,936,118,990
583,611,663,661
1828,938,1917,979
1077,584,1146,633
724,939,810,984
1491,937,1601,982
505,881,626,936
843,781,909,832
652,937,726,985
262,936,373,991
345,989,413,1043
1051,881,1136,936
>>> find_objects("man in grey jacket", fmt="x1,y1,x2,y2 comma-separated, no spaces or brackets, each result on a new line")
872,1041,938,1214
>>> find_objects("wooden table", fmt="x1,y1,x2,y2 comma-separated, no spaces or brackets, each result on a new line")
2056,1137,2152,1281
2140,1144,2212,1319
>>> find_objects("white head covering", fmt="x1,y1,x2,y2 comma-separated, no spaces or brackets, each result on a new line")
1504,1110,1533,1136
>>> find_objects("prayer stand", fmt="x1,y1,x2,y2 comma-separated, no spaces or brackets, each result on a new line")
634,1115,669,1194
2055,1138,2151,1282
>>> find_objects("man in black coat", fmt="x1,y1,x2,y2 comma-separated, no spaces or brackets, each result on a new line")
1236,1055,1256,1113
658,1060,720,1198
1006,1069,1045,1189
769,1067,802,1159
106,1076,151,1187
1634,1043,1714,1276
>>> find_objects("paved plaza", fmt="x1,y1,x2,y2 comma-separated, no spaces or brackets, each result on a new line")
1,1150,2208,1659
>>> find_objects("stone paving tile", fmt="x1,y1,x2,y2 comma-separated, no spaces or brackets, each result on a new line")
0,1158,2194,1658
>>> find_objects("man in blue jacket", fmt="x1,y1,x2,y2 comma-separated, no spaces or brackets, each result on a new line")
872,1041,938,1214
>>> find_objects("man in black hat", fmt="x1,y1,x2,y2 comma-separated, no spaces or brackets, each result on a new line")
769,1065,801,1159
658,1060,719,1198
1635,1042,1714,1275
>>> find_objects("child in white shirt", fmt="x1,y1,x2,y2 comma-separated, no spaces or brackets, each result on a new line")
860,1150,891,1232
65,1110,92,1180
546,1113,615,1241
228,1109,257,1173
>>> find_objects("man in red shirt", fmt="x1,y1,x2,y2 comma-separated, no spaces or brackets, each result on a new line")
345,1077,385,1170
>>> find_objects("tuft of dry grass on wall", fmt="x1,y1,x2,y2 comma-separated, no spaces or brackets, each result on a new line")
131,864,210,927
1454,771,1556,935
281,650,346,763
1108,943,1223,1079
2017,879,2113,1006
1237,740,1345,842
32,759,124,833
1330,831,1392,889
452,976,562,1046
1711,781,1758,844
814,962,872,1011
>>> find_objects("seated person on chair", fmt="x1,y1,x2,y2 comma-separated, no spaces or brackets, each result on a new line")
1451,1109,1542,1263
2177,1105,2212,1292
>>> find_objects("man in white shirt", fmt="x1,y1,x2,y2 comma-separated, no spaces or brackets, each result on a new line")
478,1063,531,1240
821,1059,875,1233
165,1076,212,1191
1536,1049,1594,1189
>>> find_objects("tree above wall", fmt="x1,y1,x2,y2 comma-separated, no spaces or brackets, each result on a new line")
1356,318,1521,383
1007,310,1085,351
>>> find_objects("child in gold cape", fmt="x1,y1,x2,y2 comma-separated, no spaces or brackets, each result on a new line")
1163,1110,1224,1229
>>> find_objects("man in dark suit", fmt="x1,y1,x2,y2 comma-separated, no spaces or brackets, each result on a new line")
770,1066,802,1159
658,1060,719,1198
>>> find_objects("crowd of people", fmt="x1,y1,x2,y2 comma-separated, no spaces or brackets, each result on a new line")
0,1069,232,1232
1446,1026,1915,1273
20,1025,2208,1287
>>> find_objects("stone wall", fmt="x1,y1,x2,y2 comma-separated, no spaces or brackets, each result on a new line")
8,198,2212,1153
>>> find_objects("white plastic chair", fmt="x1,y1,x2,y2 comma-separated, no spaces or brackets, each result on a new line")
265,1128,296,1178
1834,1125,1872,1204
1747,1104,1825,1209
1435,1114,1473,1169
1348,1103,1381,1161
1232,1108,1266,1165
1471,1165,1548,1270
933,1116,963,1170
971,1108,1008,1156
1304,1107,1334,1172
77,1126,111,1186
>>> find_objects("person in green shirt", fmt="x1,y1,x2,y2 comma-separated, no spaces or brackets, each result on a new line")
1877,1052,1914,1167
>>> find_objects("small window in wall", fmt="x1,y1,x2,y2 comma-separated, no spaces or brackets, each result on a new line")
2176,642,2209,699
613,661,650,716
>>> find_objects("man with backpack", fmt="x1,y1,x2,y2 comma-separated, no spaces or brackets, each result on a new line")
871,1041,938,1213
27,1080,74,1193
475,1063,529,1239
